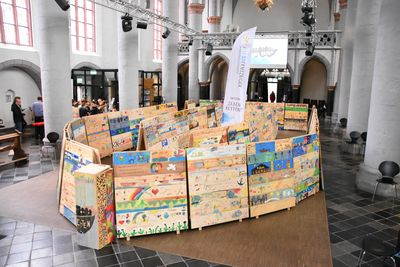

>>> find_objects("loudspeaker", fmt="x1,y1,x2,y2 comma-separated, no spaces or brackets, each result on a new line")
54,0,70,11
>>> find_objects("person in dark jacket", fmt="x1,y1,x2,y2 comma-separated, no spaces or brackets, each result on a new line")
11,96,25,132
79,100,90,118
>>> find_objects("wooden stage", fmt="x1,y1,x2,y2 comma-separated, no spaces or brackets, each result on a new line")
0,169,332,267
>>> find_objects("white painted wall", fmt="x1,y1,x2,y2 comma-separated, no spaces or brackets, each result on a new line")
300,59,327,102
0,68,41,128
232,0,332,32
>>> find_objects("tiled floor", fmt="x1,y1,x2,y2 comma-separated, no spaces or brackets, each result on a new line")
1,124,400,266
0,132,56,189
321,122,399,267
0,217,227,267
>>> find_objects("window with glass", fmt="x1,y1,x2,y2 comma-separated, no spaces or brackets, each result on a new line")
70,0,96,52
153,0,162,62
0,0,33,46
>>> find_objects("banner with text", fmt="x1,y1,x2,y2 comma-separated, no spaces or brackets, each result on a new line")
221,27,257,126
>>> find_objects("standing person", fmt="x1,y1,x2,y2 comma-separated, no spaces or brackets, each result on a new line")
269,91,276,103
32,96,44,141
79,100,89,118
11,97,25,132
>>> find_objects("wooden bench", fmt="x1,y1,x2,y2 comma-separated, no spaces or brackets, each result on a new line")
0,131,28,167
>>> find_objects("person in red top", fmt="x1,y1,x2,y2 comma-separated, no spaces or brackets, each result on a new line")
269,91,276,103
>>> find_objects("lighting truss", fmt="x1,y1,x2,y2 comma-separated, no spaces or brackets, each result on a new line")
301,0,317,44
93,0,199,35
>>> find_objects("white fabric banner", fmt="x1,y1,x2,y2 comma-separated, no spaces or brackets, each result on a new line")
221,27,257,126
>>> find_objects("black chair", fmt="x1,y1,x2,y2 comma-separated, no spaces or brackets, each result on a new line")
360,132,367,156
345,131,361,154
41,132,60,160
47,132,59,143
339,118,347,128
356,229,400,266
372,161,400,202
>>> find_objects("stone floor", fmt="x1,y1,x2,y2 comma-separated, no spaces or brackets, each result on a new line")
0,132,56,189
1,123,400,266
321,122,399,267
0,217,226,267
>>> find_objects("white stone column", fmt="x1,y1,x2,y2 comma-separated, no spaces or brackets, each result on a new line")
162,0,179,103
334,0,358,119
208,0,222,33
356,0,400,196
117,18,139,110
188,1,205,102
178,0,186,41
36,0,72,136
346,0,381,133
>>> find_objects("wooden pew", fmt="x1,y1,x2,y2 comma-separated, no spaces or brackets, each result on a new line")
0,131,28,167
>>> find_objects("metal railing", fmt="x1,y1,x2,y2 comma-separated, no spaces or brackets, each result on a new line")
178,30,341,55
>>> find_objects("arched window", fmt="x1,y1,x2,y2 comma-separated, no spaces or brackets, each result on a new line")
153,0,162,62
0,0,33,46
70,0,96,53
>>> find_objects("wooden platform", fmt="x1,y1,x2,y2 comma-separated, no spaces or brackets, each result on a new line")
123,192,332,267
0,169,332,267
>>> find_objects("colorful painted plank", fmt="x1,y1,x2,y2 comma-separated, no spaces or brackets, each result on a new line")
244,102,278,142
284,103,309,132
227,122,251,144
59,140,100,225
246,138,296,218
75,164,115,249
84,114,113,158
71,119,88,145
292,134,320,202
186,144,249,229
108,112,133,152
189,126,228,147
113,149,188,238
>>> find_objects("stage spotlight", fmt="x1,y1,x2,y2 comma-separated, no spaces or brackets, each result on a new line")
301,6,313,13
54,0,70,11
205,43,213,56
188,38,193,46
305,42,315,56
301,12,315,26
305,25,312,36
121,14,133,32
137,21,148,29
162,28,171,39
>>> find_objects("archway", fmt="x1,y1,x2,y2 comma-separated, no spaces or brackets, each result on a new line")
247,68,292,102
0,60,42,128
208,55,229,100
299,58,328,109
0,59,41,92
178,59,189,109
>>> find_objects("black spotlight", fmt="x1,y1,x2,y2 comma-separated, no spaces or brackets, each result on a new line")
188,38,193,46
305,42,315,56
305,25,312,36
137,21,148,30
205,43,213,56
301,12,315,26
54,0,70,11
121,14,133,32
301,6,313,13
162,28,171,39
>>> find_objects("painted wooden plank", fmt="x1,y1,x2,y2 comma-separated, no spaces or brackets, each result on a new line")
84,114,113,158
246,138,296,218
75,164,115,250
71,119,88,145
284,103,309,131
187,144,249,229
292,134,320,202
250,197,296,218
59,140,98,225
113,149,188,238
